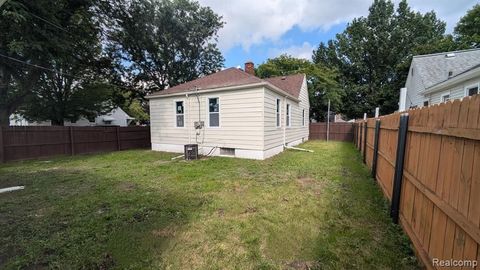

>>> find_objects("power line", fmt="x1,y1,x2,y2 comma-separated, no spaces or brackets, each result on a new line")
0,53,78,78
25,10,69,33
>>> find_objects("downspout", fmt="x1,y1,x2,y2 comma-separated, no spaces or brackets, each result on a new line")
186,93,191,144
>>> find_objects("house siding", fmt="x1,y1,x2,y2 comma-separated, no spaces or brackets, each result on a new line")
149,87,265,151
428,75,480,104
263,77,309,151
405,62,428,108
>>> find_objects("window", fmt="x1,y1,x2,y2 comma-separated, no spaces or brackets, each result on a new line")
466,84,479,97
286,104,291,127
276,99,281,127
208,97,219,127
441,94,450,102
175,101,184,127
302,109,305,126
423,100,429,107
220,147,235,156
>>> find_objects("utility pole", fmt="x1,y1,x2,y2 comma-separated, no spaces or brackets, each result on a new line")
326,99,330,141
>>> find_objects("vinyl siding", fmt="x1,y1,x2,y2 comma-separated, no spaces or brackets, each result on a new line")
428,75,480,104
263,77,309,150
405,62,427,108
149,87,265,150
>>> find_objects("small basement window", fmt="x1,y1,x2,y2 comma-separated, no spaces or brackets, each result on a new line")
175,101,184,127
286,104,291,127
441,94,450,102
466,84,479,97
208,97,219,127
220,147,235,156
423,100,429,107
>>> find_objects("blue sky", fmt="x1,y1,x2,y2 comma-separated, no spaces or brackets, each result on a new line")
199,0,478,69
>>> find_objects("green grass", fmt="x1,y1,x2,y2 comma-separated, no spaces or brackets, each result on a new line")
0,141,418,269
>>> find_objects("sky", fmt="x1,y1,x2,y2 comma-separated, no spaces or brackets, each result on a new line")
198,0,479,68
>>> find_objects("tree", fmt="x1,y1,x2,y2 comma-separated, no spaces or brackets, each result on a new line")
313,0,446,119
454,4,480,48
0,0,113,126
103,0,224,102
257,55,342,121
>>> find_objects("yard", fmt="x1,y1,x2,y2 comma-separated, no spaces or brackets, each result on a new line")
0,141,418,269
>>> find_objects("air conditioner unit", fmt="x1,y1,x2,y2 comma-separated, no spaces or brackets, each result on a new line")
184,144,198,160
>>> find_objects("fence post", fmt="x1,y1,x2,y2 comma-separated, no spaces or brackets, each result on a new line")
363,121,367,163
69,126,75,155
116,127,121,151
371,119,381,179
359,122,363,152
390,114,409,224
0,126,4,163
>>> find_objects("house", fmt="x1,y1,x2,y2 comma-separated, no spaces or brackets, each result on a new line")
146,62,310,160
399,48,480,110
9,107,135,127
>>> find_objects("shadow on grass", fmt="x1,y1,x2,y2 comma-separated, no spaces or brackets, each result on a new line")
310,142,418,270
0,167,206,269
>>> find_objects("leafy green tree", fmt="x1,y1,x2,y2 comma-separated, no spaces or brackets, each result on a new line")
103,0,224,102
257,55,342,121
454,4,480,48
313,0,446,118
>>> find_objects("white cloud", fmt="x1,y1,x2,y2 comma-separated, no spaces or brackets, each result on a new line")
198,0,477,52
268,42,315,60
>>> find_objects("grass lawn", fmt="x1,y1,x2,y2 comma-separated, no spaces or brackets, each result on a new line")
0,141,418,269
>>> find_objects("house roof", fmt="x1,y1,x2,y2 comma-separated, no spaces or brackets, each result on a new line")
147,67,305,98
411,48,480,90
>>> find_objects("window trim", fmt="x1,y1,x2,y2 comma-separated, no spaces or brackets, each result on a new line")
286,103,291,127
174,100,186,128
464,82,479,97
206,96,220,128
276,98,281,128
441,93,451,103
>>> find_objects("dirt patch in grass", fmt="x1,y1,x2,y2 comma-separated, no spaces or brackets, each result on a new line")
285,261,319,270
152,225,177,237
296,176,323,196
117,182,136,192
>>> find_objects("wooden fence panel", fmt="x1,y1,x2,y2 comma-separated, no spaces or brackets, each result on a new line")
309,122,353,141
0,126,151,162
353,94,480,269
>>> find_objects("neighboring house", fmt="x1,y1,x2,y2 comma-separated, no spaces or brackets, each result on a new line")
400,48,480,110
146,62,310,160
9,107,135,127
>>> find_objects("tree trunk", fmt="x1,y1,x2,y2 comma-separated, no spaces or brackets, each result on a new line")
0,109,9,126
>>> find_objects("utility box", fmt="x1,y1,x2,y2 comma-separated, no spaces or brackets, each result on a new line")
184,144,199,160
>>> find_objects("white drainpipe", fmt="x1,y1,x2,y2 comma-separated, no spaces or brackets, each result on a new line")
283,96,287,147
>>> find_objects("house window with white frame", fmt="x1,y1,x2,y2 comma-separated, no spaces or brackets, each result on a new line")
466,84,479,97
286,104,291,127
441,93,450,102
175,101,184,127
208,97,220,127
276,99,281,127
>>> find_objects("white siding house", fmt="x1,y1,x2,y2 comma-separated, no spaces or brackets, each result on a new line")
401,48,480,109
147,64,309,160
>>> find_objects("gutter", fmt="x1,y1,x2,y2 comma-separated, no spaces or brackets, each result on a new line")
146,82,300,102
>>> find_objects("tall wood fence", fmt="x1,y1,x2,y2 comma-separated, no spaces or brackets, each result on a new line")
0,126,151,163
309,122,353,141
353,95,480,269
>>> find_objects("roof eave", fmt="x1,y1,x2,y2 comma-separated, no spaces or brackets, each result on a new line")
421,66,480,95
146,81,300,101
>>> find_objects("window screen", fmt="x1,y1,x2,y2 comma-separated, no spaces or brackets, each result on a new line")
175,101,184,127
467,86,478,97
209,98,219,127
442,94,450,102
276,99,281,127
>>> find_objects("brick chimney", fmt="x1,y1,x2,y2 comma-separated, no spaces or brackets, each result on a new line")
244,61,255,75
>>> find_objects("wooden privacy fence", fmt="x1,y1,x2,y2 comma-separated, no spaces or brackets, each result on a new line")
353,94,480,269
309,122,353,141
0,126,151,163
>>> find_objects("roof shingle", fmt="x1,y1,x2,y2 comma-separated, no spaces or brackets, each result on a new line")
148,67,305,98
